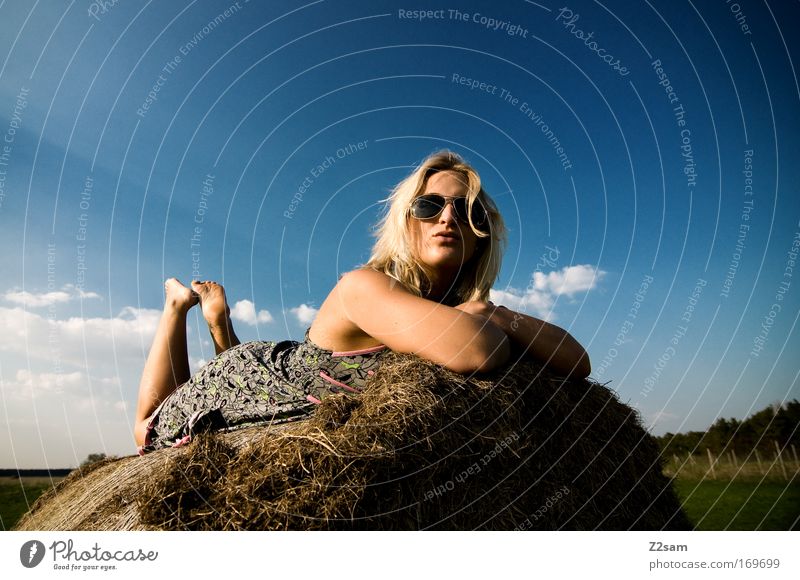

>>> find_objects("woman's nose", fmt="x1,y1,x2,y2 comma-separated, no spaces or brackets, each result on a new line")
439,201,458,223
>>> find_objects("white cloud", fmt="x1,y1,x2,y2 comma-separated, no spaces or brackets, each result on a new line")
0,305,161,366
60,307,161,358
0,367,135,468
1,368,129,420
0,304,181,468
4,369,86,399
189,357,208,374
3,284,101,308
290,304,319,325
533,264,605,296
644,410,680,430
490,264,605,320
490,288,556,320
230,299,273,326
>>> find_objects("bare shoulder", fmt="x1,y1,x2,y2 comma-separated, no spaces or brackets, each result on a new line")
332,268,410,321
338,267,397,290
339,268,396,284
307,268,392,351
337,268,416,309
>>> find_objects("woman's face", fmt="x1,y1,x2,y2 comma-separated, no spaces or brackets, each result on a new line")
409,170,479,275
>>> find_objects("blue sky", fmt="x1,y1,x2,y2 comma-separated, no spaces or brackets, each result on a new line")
0,0,798,468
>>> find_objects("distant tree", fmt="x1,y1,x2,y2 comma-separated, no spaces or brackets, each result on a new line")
653,399,799,457
735,422,757,455
705,417,739,453
655,430,703,456
746,406,775,451
772,401,800,449
80,453,108,468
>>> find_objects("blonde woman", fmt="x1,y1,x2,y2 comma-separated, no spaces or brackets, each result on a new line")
134,150,590,453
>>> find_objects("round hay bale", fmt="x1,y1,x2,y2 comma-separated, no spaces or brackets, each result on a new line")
15,354,690,530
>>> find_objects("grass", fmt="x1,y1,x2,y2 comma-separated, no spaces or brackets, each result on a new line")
674,479,800,530
662,455,800,530
0,477,63,531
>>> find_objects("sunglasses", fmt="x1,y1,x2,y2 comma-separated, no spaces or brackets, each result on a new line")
409,194,489,231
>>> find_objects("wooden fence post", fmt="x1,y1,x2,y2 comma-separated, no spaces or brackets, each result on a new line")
755,449,763,474
775,441,788,480
706,448,716,479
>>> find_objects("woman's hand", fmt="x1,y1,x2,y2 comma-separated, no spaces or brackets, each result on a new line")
457,301,591,379
450,300,511,372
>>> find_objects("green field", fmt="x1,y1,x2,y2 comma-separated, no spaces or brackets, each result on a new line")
664,455,800,530
0,477,62,530
674,478,800,530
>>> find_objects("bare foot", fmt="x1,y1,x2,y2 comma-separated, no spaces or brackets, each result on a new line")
191,280,240,354
164,278,199,313
191,280,230,326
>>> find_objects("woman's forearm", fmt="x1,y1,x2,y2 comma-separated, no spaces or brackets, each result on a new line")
489,306,591,378
448,311,511,373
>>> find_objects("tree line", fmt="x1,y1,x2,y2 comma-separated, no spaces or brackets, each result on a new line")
654,399,800,457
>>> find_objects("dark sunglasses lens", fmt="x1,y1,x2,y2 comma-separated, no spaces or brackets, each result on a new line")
411,196,443,218
411,195,489,230
451,197,469,221
456,198,488,229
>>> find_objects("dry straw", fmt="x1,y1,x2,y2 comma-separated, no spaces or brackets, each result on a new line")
16,354,689,530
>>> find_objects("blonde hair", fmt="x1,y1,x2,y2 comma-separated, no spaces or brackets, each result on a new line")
364,150,506,305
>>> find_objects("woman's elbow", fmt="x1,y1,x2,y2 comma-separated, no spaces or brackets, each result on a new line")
573,351,591,379
558,347,591,379
555,334,591,379
546,346,591,379
463,333,511,374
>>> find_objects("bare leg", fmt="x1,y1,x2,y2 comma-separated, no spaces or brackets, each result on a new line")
191,280,240,355
134,278,198,446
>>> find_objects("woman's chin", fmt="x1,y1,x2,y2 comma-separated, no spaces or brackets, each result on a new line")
421,252,469,271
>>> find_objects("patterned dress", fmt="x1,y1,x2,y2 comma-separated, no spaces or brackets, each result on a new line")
138,329,387,454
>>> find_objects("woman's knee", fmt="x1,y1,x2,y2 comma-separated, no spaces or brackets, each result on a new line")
134,419,149,447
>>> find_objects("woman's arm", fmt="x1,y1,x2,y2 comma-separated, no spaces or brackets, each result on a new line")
455,301,591,379
336,269,510,374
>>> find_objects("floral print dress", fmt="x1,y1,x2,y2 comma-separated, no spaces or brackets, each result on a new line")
138,329,387,454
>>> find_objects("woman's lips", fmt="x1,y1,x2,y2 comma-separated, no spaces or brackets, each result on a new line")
433,234,460,244
433,231,460,240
